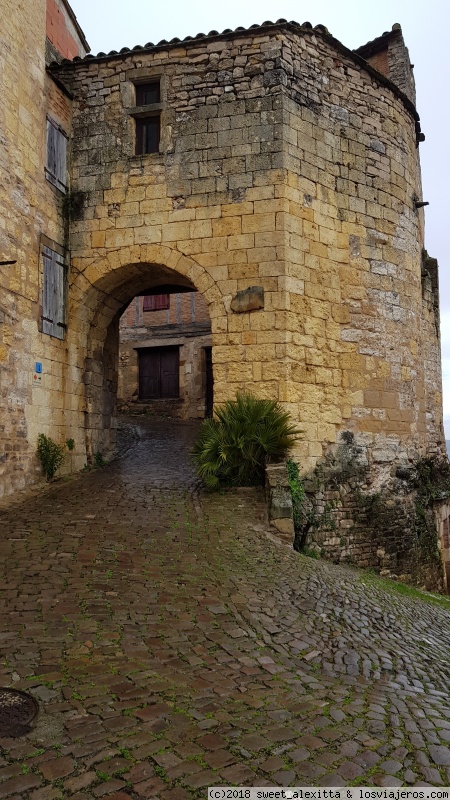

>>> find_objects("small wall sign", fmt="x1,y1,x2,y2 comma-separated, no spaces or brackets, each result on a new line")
33,362,43,385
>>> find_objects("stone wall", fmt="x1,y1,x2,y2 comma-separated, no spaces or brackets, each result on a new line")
0,0,92,498
267,441,450,592
356,25,416,105
0,1,68,496
49,21,444,472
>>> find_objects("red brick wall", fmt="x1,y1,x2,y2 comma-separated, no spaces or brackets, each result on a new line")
365,48,389,78
122,292,210,329
46,74,71,130
46,0,85,60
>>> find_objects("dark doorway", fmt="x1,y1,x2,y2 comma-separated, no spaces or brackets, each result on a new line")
204,346,214,417
138,347,180,399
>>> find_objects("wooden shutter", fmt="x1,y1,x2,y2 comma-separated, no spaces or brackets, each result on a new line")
45,118,68,192
143,293,170,311
42,246,67,339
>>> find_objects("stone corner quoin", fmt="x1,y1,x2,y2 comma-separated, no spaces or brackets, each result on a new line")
1,2,448,587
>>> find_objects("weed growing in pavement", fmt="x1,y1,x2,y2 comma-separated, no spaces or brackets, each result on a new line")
117,747,134,760
359,571,450,610
154,764,170,782
301,546,320,559
348,764,380,786
94,451,106,467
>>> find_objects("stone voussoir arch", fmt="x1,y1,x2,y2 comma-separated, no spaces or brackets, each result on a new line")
70,243,225,327
67,243,226,463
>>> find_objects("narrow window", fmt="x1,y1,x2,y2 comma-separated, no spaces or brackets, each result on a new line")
42,246,67,339
136,82,160,105
143,293,170,311
132,79,162,156
45,118,68,192
135,116,160,155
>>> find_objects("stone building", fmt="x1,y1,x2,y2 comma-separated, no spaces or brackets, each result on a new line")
0,0,88,496
118,290,212,417
1,2,448,586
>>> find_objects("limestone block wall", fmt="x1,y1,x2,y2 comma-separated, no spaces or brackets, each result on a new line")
51,21,444,473
0,0,79,497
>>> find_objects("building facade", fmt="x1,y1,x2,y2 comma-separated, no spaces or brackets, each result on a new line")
118,290,212,417
0,0,88,496
1,4,448,585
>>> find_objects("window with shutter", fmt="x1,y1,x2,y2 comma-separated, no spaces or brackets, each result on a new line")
143,294,170,311
42,246,67,339
45,118,68,193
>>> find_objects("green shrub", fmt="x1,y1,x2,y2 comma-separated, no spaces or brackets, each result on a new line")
193,392,299,490
37,434,66,480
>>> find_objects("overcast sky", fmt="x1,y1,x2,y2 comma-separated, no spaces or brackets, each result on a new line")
69,0,450,437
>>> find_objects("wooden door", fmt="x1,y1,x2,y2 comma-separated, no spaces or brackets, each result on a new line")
204,347,214,417
138,347,179,399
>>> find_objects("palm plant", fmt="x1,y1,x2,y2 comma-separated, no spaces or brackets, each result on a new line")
193,392,299,490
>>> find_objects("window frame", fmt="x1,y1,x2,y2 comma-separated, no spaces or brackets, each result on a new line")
135,82,161,106
45,116,68,193
127,76,164,157
135,115,161,156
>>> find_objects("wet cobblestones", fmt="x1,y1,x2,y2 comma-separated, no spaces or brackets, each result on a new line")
1,417,450,797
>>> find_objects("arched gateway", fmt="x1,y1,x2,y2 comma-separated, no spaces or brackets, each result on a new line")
68,245,223,460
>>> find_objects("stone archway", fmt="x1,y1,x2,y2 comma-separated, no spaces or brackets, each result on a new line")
67,245,226,465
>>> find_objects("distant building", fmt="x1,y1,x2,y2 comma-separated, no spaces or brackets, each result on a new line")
119,290,212,417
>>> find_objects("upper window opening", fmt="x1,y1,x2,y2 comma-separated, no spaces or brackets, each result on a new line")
136,82,160,105
143,293,170,311
45,118,68,193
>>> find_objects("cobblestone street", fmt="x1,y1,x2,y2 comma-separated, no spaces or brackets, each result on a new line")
1,417,450,798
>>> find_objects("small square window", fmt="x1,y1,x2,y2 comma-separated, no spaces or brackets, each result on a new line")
136,82,160,105
136,116,160,155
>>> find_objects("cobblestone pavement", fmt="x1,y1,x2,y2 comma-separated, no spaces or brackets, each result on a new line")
2,416,450,798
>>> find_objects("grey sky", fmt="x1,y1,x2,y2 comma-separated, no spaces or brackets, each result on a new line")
69,0,450,435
